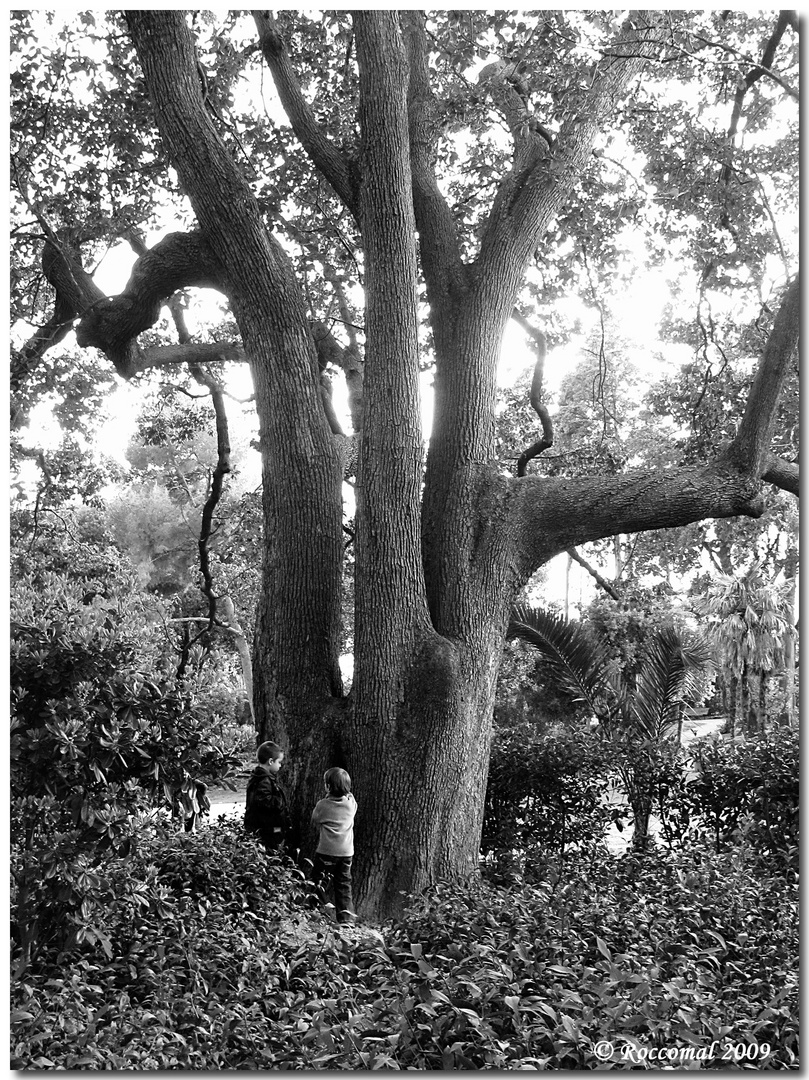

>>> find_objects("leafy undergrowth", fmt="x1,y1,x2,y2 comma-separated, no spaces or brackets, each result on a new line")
12,822,798,1070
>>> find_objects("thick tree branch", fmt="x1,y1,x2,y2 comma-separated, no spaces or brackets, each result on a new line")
132,340,245,376
253,11,360,219
762,454,799,497
512,458,766,580
727,275,800,476
75,231,226,378
509,274,800,577
13,233,106,398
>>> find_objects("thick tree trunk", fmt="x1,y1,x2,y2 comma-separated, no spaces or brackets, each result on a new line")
351,641,501,919
127,13,345,837
120,11,799,923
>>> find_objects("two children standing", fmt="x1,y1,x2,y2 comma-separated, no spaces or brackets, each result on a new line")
244,741,357,924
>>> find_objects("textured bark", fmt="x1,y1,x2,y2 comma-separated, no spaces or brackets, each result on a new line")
349,12,453,916
127,12,345,837
728,275,800,476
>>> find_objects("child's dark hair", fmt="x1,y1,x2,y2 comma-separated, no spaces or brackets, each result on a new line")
257,740,283,764
324,767,351,796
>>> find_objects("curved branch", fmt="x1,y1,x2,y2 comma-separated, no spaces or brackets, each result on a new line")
12,233,107,398
189,364,232,633
253,11,359,218
75,231,226,378
512,309,554,475
719,11,797,188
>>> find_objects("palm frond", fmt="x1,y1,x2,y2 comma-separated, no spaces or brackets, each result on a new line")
507,604,614,718
632,627,714,740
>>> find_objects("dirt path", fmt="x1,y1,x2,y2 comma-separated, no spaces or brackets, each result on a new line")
205,771,250,820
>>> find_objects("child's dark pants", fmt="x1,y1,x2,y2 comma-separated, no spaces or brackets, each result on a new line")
312,853,354,922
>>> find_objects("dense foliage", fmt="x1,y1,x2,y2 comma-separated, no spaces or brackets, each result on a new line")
12,820,798,1069
673,729,799,867
10,559,241,972
483,725,612,865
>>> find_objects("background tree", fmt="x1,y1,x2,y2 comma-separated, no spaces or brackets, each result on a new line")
695,562,793,735
11,10,799,919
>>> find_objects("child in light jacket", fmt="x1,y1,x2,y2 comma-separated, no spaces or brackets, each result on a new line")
311,767,357,924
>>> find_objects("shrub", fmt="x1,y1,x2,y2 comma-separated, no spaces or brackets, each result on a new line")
677,729,799,867
11,829,798,1069
11,820,364,1069
483,724,612,871
11,572,241,971
377,846,798,1069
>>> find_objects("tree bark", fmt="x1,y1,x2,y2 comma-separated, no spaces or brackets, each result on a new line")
126,12,346,835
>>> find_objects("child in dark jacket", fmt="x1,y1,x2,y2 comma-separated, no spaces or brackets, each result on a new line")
244,741,289,852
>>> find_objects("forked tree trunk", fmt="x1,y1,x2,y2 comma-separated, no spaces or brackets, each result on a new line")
125,12,799,922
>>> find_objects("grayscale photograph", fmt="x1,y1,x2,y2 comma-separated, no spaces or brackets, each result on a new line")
10,10,798,1069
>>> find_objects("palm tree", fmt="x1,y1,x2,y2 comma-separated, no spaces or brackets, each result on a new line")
694,562,792,735
508,606,713,851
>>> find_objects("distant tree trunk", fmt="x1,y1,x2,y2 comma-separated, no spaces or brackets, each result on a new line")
613,534,624,580
630,786,653,853
727,673,738,736
782,540,798,727
758,670,769,731
740,661,754,735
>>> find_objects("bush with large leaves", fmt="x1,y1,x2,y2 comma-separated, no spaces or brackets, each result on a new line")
11,568,241,973
12,829,798,1068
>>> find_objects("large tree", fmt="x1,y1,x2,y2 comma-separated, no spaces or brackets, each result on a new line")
11,11,799,919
